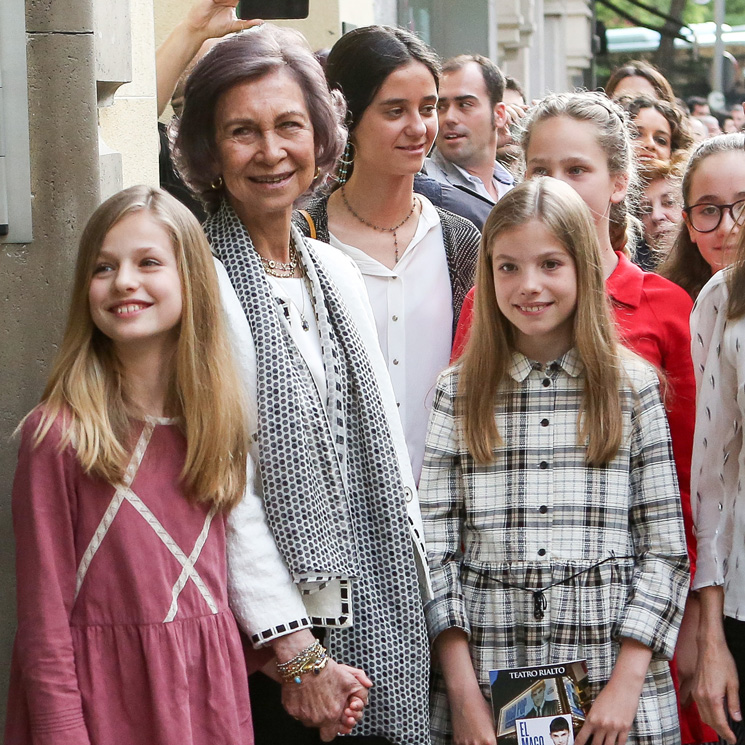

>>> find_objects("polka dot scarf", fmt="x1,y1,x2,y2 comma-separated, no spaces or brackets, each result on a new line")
205,201,431,743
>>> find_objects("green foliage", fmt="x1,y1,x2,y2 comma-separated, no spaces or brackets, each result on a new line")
596,0,745,31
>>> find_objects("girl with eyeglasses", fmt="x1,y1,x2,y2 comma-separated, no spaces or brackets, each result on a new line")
662,134,745,300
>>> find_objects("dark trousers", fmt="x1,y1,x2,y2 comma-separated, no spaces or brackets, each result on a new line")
249,671,392,745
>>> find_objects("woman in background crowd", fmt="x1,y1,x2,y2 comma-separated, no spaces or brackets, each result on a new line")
605,59,676,103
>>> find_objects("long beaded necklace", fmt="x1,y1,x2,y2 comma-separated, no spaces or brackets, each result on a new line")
260,237,299,278
260,238,313,331
341,185,417,264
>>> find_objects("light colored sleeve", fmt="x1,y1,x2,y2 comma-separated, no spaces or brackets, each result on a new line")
690,274,740,589
214,258,311,647
309,238,432,601
615,365,690,660
10,415,93,745
418,372,470,643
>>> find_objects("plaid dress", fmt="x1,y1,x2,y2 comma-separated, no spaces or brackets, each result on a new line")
420,349,690,745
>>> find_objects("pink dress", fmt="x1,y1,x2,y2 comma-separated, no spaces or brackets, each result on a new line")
5,411,254,745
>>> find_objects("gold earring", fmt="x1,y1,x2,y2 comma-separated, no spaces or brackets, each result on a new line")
314,166,321,179
210,175,224,190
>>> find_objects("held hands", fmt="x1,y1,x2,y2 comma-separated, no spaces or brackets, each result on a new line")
281,658,373,739
693,635,742,744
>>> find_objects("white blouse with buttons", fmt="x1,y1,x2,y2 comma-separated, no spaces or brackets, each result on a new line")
329,195,453,483
690,269,745,620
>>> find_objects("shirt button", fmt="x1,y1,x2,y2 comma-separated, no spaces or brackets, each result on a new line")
539,505,548,514
539,461,548,469
404,487,413,503
393,359,399,365
542,379,551,387
541,418,549,427
537,548,547,557
392,315,399,321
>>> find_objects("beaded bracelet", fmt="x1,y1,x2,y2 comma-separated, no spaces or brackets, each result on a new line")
277,640,330,684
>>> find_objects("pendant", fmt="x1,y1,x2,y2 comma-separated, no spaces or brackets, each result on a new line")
301,317,310,332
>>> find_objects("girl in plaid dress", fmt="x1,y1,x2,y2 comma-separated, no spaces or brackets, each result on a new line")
420,178,690,745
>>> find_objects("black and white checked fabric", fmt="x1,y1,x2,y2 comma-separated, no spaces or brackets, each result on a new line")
205,201,431,745
293,196,480,338
419,348,690,745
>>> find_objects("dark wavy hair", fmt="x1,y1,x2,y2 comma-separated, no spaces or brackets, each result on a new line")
325,25,441,136
173,25,346,213
604,60,675,104
619,95,694,160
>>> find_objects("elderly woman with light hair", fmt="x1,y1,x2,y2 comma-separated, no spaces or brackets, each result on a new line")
172,17,432,745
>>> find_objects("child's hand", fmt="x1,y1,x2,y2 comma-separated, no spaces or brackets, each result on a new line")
574,676,642,745
575,637,651,745
319,690,367,741
450,691,497,745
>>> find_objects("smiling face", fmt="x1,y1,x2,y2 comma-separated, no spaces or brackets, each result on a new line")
632,106,672,162
213,68,316,225
492,219,577,363
685,150,745,272
435,61,506,172
88,211,183,356
525,116,628,236
351,60,438,178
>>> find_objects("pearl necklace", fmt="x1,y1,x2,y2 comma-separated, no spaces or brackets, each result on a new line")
260,238,299,278
341,185,417,264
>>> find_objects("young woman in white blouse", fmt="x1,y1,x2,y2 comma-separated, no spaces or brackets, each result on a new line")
691,224,745,745
295,26,481,483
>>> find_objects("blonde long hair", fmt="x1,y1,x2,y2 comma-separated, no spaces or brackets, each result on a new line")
32,185,250,511
519,91,638,255
458,178,624,466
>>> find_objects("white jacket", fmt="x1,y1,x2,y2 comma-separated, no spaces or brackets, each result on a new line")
216,231,432,647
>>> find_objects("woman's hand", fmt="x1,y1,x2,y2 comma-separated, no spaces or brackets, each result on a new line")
675,593,700,706
280,657,372,732
155,0,261,116
575,638,652,745
694,633,741,743
694,585,742,744
184,0,261,42
450,689,497,745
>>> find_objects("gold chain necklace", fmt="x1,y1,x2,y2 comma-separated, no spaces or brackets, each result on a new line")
341,185,417,264
260,238,299,278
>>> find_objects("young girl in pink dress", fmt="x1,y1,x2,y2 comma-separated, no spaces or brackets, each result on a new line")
5,185,256,745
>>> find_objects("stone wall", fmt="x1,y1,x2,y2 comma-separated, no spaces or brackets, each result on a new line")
0,0,157,728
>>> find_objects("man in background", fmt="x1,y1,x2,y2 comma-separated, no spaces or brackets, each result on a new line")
424,54,513,229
